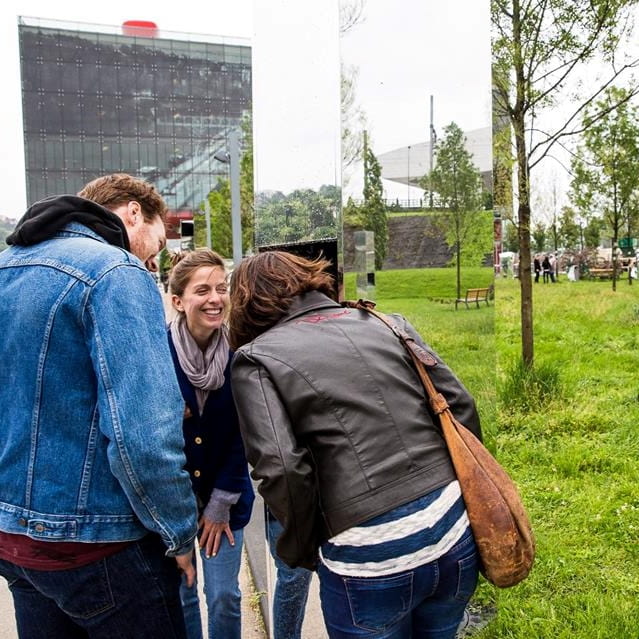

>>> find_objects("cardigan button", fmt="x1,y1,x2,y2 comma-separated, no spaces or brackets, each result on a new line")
194,437,203,445
193,470,201,478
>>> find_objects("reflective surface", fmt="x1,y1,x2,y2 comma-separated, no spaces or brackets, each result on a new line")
252,1,341,247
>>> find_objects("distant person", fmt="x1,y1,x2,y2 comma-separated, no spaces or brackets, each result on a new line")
542,254,552,283
229,251,482,639
0,174,198,638
534,255,541,283
168,249,254,639
550,253,558,282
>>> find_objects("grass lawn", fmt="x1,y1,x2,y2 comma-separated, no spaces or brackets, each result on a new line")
345,268,639,637
344,266,496,465
489,276,639,638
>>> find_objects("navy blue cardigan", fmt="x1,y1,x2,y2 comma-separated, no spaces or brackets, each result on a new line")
168,330,254,531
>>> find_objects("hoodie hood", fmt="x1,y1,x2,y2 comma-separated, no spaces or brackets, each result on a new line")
7,195,130,251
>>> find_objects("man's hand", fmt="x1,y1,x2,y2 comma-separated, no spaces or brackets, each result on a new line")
175,551,195,587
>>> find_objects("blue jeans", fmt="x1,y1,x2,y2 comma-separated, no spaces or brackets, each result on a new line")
0,534,186,639
318,528,479,639
267,512,312,639
180,528,243,639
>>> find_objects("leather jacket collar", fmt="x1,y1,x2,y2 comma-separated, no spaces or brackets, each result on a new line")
280,290,341,324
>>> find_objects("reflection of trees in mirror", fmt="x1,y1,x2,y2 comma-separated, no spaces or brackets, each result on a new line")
0,217,15,252
255,185,341,247
341,64,367,177
343,140,388,270
194,114,254,259
340,0,368,183
420,122,488,299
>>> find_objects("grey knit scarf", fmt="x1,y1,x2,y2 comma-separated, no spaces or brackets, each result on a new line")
170,313,229,415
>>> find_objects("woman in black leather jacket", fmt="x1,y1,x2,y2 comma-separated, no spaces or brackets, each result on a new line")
229,251,481,639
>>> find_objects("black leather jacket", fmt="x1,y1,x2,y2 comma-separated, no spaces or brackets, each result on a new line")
231,291,481,569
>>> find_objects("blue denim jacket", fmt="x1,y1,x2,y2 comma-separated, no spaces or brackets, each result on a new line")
0,223,198,555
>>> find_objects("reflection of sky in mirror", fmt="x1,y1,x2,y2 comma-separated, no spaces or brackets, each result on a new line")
252,0,341,195
341,0,491,200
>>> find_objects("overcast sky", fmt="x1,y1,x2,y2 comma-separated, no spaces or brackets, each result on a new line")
341,0,491,200
0,0,490,217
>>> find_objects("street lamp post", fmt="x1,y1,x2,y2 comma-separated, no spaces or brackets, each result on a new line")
214,129,243,267
203,199,212,250
407,145,411,208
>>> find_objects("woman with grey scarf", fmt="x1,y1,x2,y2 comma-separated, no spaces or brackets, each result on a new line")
167,249,254,639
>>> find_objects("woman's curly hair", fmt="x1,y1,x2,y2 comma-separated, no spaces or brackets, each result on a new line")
228,251,334,350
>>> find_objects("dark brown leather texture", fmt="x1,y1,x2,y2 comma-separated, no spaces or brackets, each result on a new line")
357,301,535,588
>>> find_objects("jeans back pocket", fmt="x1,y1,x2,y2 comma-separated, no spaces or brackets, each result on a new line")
344,572,413,632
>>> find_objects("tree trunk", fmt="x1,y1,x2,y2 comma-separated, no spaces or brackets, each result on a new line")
456,242,461,299
514,116,534,367
612,231,618,293
512,0,534,368
518,201,534,367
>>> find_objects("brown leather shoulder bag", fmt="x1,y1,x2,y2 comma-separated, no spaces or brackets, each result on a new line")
346,300,535,588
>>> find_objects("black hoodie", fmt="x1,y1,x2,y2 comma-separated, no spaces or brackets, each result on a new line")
7,195,130,251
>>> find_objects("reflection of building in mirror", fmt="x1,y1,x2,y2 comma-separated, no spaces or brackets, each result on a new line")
377,127,492,208
339,0,491,208
18,16,252,226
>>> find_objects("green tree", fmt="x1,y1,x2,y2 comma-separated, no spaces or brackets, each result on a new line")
492,0,638,365
195,113,255,256
361,136,388,270
570,86,639,290
532,222,547,253
503,219,520,253
584,216,604,249
558,206,581,251
255,187,340,246
422,122,485,298
239,112,255,252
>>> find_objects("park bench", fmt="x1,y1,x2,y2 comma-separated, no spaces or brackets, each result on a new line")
588,268,617,280
455,285,493,310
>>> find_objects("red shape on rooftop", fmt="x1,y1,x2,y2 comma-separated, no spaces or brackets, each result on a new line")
122,21,159,37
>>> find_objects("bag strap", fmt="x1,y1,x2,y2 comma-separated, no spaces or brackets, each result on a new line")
341,299,451,417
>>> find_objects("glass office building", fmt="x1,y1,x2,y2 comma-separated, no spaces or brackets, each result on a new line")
18,17,252,214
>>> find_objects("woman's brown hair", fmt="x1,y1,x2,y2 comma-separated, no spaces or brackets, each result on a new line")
168,248,226,298
228,251,334,350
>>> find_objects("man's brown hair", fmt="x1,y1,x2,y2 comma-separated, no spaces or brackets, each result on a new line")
78,173,168,222
228,250,334,350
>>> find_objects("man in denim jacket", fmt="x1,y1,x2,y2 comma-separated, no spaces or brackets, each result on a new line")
0,174,198,638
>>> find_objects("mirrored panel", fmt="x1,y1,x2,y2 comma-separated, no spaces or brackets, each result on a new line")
250,3,341,636
340,0,492,285
252,1,341,255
